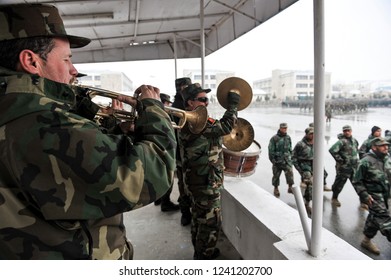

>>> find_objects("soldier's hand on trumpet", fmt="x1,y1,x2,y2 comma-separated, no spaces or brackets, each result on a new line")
116,84,161,106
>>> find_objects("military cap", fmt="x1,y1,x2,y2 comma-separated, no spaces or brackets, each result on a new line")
160,93,172,104
280,123,288,128
305,127,314,135
175,77,192,92
0,4,90,48
181,83,211,104
342,125,352,131
371,137,390,146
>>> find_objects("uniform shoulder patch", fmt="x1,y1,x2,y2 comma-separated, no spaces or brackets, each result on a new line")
208,117,216,125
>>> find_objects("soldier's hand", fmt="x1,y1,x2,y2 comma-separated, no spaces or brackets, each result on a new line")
135,84,160,101
367,195,374,207
227,91,240,107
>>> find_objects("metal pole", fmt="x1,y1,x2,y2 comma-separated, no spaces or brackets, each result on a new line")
200,0,205,87
311,0,325,257
173,34,178,79
292,186,311,249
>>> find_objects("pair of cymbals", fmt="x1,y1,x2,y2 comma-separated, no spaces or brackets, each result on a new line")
217,77,253,111
223,117,254,152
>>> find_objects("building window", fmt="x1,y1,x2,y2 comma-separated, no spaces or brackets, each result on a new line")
194,75,202,80
210,75,216,80
296,75,308,80
296,83,308,88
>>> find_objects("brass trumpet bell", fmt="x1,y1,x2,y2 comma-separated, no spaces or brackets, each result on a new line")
223,117,255,152
186,106,208,134
165,105,208,134
216,77,253,111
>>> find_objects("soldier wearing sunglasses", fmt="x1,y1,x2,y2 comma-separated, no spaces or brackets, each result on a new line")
179,83,240,259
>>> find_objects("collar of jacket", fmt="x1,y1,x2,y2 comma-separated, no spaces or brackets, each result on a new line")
0,67,76,126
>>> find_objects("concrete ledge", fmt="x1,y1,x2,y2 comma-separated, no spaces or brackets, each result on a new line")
221,177,371,260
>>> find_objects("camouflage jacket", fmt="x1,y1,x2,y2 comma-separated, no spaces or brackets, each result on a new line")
268,131,293,166
358,134,375,159
179,107,237,192
353,151,391,209
292,136,313,174
0,69,176,259
329,133,359,169
385,135,391,156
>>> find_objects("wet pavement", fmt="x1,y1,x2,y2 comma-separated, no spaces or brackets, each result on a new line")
209,104,391,260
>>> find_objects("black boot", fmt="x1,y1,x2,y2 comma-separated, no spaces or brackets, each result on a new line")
161,201,180,212
193,248,220,260
154,198,162,206
180,208,191,226
160,186,179,212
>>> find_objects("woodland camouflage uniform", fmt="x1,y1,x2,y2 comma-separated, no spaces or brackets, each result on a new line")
292,128,314,204
359,134,376,159
268,125,294,189
0,3,176,259
179,87,238,259
0,70,175,259
353,138,391,243
329,126,359,200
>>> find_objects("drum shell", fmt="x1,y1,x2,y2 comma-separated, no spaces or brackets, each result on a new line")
223,140,261,177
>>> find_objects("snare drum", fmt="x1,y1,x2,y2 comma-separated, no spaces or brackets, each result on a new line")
223,140,261,177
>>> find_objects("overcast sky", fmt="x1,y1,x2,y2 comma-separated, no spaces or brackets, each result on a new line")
76,0,391,94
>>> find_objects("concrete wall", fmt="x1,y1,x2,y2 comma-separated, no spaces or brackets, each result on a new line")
221,177,371,260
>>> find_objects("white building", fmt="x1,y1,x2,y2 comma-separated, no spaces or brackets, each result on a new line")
183,69,235,96
253,69,332,101
77,71,133,106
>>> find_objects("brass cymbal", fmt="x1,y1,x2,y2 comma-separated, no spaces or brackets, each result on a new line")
223,117,254,152
217,77,253,111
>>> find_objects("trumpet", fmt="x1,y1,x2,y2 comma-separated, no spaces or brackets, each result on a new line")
74,85,208,134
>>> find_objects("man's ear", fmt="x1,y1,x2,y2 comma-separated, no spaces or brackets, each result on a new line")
18,50,40,74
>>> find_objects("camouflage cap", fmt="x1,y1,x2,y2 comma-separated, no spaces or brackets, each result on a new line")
175,77,192,92
342,125,352,131
371,137,390,146
0,3,91,48
160,93,172,104
280,123,288,128
305,127,314,135
182,83,211,104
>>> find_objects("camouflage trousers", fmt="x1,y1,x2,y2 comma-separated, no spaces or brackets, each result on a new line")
331,168,354,198
187,184,222,258
176,166,192,210
364,192,391,241
272,164,294,187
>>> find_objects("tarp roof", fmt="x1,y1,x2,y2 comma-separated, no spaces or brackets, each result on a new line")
3,0,299,64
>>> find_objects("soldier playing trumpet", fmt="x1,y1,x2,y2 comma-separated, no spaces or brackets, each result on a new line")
0,3,176,260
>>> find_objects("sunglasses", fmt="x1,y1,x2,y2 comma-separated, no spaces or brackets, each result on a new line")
192,97,209,103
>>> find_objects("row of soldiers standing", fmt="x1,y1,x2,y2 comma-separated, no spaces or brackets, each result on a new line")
268,123,391,256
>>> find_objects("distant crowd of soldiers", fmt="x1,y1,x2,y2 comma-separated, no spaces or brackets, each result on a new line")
281,100,369,114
